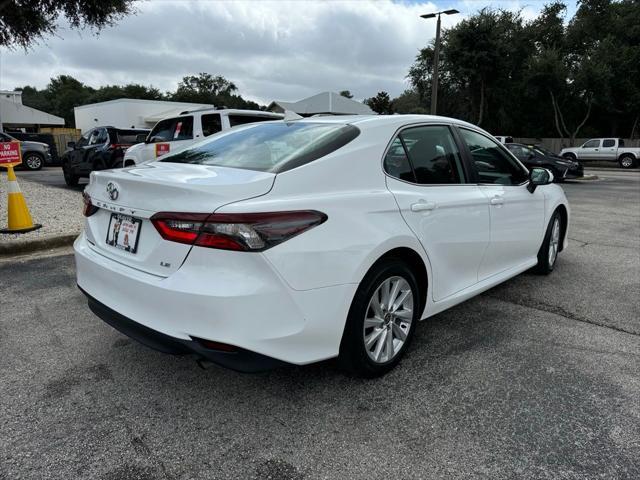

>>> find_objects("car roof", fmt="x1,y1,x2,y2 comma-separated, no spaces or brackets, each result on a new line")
291,114,480,130
176,108,283,117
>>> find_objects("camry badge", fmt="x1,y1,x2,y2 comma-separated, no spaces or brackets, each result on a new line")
106,182,119,201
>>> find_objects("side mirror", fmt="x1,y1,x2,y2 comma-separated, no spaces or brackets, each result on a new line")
146,136,162,144
67,141,76,149
527,167,554,193
136,134,147,143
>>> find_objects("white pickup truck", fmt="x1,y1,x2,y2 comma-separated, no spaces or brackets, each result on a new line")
560,138,639,169
123,108,283,166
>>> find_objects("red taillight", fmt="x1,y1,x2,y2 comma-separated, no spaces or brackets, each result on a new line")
82,192,99,217
150,210,327,251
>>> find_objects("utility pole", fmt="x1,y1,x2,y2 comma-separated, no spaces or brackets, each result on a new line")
420,9,459,115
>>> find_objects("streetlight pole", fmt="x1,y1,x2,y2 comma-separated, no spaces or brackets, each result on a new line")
420,9,459,115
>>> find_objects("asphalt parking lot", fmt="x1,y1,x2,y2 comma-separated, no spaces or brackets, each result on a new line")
1,172,639,479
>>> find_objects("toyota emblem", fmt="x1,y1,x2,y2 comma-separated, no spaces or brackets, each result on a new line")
106,182,119,201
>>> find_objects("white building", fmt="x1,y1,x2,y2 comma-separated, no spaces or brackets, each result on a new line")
268,92,374,116
74,98,214,133
0,90,64,131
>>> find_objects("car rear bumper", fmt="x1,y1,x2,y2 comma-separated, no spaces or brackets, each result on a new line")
74,232,356,367
81,286,288,372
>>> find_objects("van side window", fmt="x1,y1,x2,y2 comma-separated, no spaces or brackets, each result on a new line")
202,114,222,137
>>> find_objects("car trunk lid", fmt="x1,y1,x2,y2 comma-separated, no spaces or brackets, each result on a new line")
83,162,275,276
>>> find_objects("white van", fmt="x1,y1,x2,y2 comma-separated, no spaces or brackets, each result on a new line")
123,108,283,166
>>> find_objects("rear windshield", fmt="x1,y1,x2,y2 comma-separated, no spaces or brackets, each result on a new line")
160,122,360,173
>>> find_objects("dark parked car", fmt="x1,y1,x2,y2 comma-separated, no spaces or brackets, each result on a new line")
505,143,583,181
61,126,149,186
0,131,52,170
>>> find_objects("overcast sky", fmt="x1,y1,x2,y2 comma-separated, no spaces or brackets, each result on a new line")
0,0,578,105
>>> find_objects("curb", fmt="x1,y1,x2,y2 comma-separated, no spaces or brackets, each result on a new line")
0,233,79,257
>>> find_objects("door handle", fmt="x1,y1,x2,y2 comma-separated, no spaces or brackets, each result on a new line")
490,197,504,206
411,201,436,212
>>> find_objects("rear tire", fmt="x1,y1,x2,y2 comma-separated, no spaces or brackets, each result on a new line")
339,258,420,378
533,211,562,275
619,154,637,169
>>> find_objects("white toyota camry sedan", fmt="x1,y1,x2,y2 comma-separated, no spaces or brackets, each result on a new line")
75,115,569,377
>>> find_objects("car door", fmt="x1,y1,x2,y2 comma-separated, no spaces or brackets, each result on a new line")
84,127,109,172
384,124,490,302
579,139,601,160
458,128,546,280
600,138,617,160
68,129,95,174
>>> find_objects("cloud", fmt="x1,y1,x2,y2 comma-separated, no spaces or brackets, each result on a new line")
0,0,571,104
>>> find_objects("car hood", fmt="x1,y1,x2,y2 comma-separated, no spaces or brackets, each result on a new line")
125,142,145,155
20,140,48,149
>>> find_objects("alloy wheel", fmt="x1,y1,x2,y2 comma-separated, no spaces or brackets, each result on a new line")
621,157,633,168
25,155,42,170
363,276,413,364
548,218,560,268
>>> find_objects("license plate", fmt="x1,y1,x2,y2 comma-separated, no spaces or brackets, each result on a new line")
106,213,142,254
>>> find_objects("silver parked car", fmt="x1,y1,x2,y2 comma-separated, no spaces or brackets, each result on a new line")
0,131,52,170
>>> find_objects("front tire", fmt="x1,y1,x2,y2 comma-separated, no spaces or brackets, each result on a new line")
23,153,43,171
619,154,637,169
562,153,577,162
339,258,420,377
533,211,562,275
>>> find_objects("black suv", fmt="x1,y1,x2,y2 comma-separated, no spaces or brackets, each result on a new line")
505,143,584,181
61,126,148,186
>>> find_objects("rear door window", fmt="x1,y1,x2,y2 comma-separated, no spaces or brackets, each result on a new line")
383,137,416,182
400,125,466,184
602,139,615,148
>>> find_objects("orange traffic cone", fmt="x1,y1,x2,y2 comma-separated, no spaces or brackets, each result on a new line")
0,165,42,233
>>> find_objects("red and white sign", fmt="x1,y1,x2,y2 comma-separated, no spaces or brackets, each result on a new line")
0,141,22,165
155,143,170,157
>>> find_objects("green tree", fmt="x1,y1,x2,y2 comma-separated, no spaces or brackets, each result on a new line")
0,0,135,49
339,90,354,99
365,92,393,114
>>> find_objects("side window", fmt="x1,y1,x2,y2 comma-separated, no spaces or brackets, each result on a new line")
505,144,527,159
459,128,528,185
583,139,600,148
602,139,615,148
174,116,193,140
229,115,275,127
76,131,91,147
383,137,415,182
149,119,176,142
400,125,465,184
88,128,106,146
0,133,11,142
202,114,222,137
149,117,193,142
